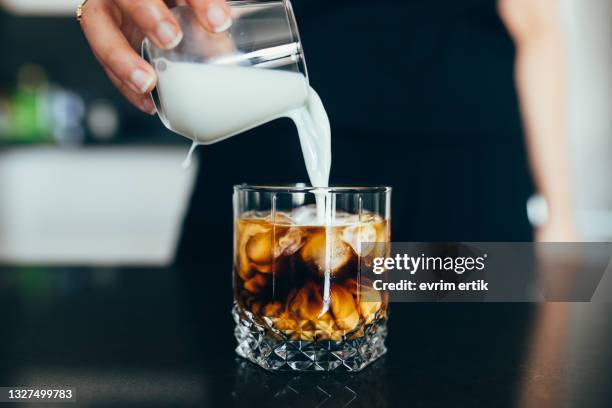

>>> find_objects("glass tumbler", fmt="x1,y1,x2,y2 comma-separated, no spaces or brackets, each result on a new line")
141,0,308,145
233,184,391,371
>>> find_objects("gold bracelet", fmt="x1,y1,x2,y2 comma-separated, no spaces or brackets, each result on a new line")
76,0,89,22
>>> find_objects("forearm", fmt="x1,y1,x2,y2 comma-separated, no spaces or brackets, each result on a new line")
498,0,575,232
514,30,573,222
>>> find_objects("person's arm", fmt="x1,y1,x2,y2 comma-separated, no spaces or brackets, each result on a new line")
498,0,577,241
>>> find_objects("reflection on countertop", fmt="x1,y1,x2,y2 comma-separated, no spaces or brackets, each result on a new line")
233,358,387,408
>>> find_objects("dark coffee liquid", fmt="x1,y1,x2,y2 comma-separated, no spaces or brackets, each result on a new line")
234,212,389,341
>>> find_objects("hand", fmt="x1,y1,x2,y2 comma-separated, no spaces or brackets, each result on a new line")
79,0,232,114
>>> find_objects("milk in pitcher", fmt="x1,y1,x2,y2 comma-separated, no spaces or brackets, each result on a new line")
155,60,332,198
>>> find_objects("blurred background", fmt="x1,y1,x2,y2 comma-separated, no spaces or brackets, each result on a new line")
0,0,610,266
0,0,197,265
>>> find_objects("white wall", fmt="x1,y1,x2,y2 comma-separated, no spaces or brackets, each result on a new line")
0,146,197,265
563,0,612,239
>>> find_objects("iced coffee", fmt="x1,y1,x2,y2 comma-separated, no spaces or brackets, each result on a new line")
232,190,391,372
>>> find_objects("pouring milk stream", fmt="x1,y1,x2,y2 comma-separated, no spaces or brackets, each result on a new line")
154,60,332,222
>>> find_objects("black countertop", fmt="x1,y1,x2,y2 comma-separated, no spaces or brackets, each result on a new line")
1,266,611,407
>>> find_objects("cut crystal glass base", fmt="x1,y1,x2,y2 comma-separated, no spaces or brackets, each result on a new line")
232,304,387,372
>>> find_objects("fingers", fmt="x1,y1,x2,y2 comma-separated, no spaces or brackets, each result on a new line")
187,0,232,33
105,68,156,115
114,0,184,50
81,2,157,96
80,0,232,115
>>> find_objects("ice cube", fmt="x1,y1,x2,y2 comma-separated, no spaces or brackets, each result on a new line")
341,223,377,256
246,231,272,265
300,230,353,274
238,221,271,276
274,227,306,257
263,212,293,225
330,284,360,331
288,282,324,321
291,205,320,226
334,212,360,226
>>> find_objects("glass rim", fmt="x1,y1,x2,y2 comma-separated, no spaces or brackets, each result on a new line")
234,183,392,194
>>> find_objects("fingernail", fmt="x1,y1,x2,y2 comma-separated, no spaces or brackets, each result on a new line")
207,4,232,33
156,21,183,49
130,69,155,94
142,97,156,115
